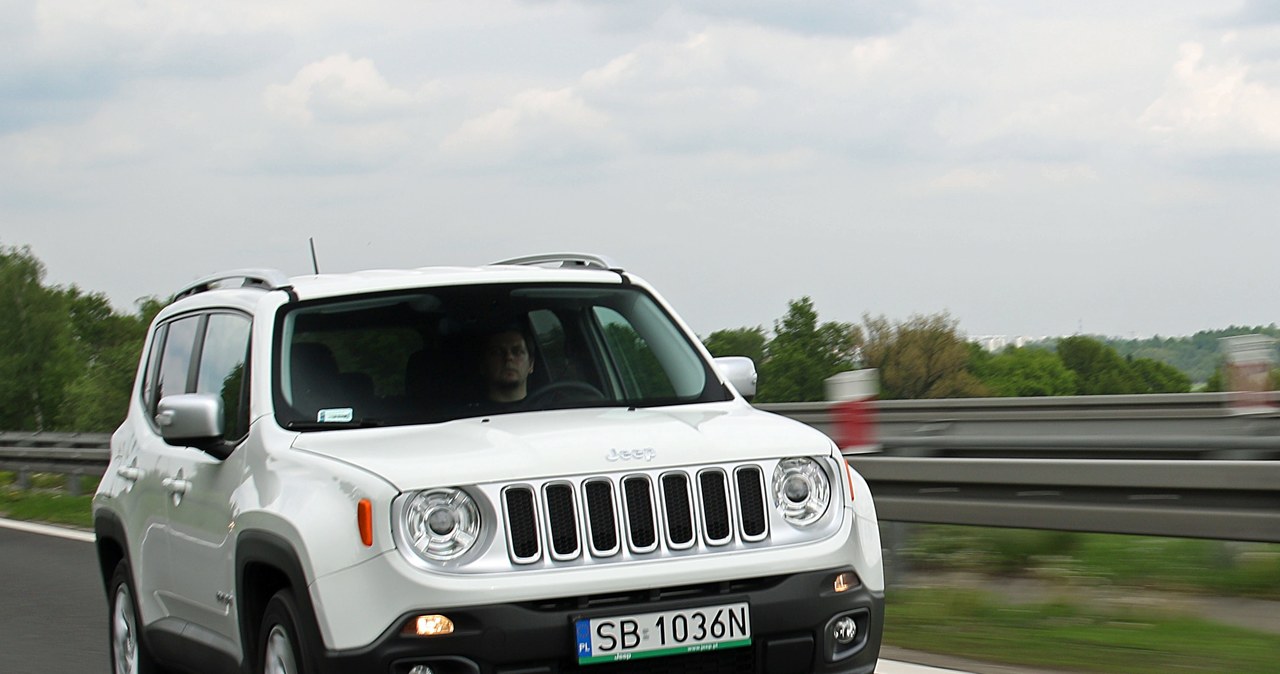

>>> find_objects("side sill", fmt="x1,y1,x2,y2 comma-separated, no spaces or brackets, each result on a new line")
146,617,242,674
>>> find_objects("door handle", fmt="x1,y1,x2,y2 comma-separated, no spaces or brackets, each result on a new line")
117,467,142,481
162,477,191,495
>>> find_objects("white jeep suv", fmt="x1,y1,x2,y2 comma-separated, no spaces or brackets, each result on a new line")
93,254,884,674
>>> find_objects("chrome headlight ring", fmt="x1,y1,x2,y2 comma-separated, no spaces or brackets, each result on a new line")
399,488,482,563
771,457,831,527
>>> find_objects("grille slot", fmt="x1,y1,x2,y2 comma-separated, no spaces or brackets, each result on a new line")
503,463,781,564
661,473,696,549
622,476,658,552
698,470,733,545
503,487,541,563
584,479,620,556
735,466,768,541
544,483,580,559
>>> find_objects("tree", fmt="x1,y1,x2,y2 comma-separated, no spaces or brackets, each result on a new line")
862,312,987,399
973,346,1077,397
60,290,158,431
0,245,78,430
703,326,767,366
1128,357,1192,394
755,298,861,403
1056,336,1143,395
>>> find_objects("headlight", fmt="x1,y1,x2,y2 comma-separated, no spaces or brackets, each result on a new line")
400,488,482,562
772,458,830,527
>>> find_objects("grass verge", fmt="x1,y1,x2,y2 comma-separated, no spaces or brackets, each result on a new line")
0,472,96,528
885,587,1280,674
0,489,94,528
899,524,1280,599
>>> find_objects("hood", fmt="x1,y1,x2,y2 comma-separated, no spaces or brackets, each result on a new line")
288,403,834,490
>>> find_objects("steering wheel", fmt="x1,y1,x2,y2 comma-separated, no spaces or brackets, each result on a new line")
526,380,606,406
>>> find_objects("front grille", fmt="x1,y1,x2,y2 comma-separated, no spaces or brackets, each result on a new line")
504,465,774,565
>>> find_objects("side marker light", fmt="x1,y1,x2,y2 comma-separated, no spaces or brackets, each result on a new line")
842,460,857,501
357,499,374,547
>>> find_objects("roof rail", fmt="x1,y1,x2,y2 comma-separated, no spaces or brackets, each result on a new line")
490,252,623,271
174,268,292,300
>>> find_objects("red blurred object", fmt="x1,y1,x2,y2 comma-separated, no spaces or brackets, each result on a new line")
834,398,876,449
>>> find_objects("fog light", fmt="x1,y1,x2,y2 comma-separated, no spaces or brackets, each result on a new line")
832,616,858,644
410,614,454,636
832,572,856,593
407,666,436,674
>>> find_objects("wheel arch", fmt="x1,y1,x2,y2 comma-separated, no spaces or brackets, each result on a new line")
235,529,326,671
93,511,129,593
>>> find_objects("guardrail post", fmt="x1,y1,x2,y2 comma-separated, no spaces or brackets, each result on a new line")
66,472,82,497
15,469,30,491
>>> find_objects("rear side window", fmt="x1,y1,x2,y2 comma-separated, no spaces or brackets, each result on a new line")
152,316,202,416
196,314,252,440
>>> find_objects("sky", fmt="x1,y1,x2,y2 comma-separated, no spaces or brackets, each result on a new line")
3,0,1280,340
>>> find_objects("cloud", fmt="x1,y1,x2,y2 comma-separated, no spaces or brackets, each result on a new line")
1140,42,1280,150
689,0,919,37
440,87,623,165
258,54,432,174
0,0,287,134
539,0,920,37
264,53,423,125
1220,0,1280,26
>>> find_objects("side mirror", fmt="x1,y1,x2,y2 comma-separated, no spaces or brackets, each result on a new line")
714,356,758,400
156,393,229,458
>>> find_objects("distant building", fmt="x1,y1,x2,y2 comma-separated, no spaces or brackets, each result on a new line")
971,335,1050,353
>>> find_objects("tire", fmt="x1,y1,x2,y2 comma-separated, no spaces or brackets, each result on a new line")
258,589,314,674
108,561,163,674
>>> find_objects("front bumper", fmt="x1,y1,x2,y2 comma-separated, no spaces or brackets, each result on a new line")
319,567,883,674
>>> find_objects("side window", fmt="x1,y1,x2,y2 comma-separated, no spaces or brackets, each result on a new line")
197,314,252,440
593,307,676,399
153,316,202,415
529,310,569,380
140,325,168,414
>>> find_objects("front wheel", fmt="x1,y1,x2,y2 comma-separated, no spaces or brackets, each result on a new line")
258,589,312,674
109,561,163,674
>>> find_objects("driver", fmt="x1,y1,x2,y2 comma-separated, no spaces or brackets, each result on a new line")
483,327,535,404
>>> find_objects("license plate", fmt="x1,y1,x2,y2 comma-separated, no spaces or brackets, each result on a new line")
575,602,751,665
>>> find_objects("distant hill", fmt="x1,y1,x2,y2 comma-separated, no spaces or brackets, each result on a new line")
1105,325,1280,385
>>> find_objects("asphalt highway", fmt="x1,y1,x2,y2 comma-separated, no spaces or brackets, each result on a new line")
0,518,967,674
0,522,107,673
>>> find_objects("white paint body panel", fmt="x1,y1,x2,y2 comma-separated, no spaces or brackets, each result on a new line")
94,261,883,662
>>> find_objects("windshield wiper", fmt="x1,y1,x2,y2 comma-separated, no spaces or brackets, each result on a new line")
285,418,385,431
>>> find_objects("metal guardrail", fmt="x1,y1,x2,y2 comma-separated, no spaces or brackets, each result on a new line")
0,432,112,496
762,392,1280,543
3,393,1278,541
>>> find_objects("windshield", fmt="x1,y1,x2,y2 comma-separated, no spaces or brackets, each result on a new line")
273,283,730,429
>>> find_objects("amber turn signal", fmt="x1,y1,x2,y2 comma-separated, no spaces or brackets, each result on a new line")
357,499,374,547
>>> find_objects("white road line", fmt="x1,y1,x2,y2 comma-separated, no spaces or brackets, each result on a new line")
878,660,971,673
0,517,95,542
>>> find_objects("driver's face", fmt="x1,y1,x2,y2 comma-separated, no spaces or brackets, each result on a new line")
485,331,533,387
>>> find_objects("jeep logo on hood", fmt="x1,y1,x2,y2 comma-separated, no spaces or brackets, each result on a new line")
606,447,657,462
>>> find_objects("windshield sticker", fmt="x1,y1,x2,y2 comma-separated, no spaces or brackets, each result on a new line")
317,408,354,423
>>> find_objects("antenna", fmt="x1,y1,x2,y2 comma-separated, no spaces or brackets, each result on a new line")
309,237,320,274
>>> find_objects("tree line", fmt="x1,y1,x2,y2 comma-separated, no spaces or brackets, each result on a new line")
1,245,1272,433
1,245,161,433
701,297,1270,404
